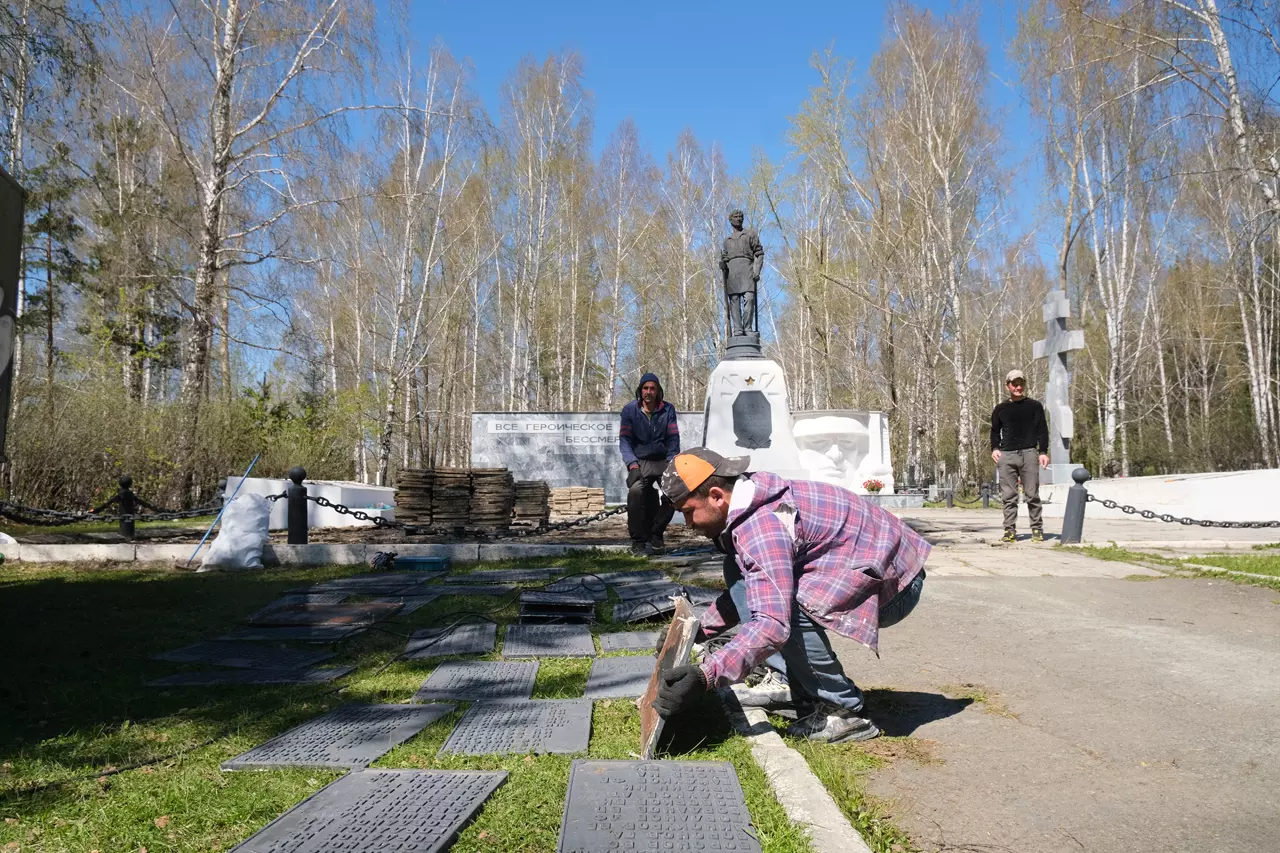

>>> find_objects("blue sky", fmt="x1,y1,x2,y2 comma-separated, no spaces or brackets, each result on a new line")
407,0,1050,256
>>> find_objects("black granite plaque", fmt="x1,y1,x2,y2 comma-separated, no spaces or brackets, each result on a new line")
611,580,683,601
216,625,367,644
438,699,591,756
502,624,596,658
584,655,656,699
598,630,661,653
228,769,506,853
152,641,334,670
222,703,455,770
558,760,761,853
147,666,354,687
412,660,538,702
732,390,773,450
612,595,678,623
404,622,497,659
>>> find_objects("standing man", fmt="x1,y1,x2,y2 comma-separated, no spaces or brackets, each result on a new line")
990,369,1050,543
719,209,764,336
653,448,930,743
620,372,679,555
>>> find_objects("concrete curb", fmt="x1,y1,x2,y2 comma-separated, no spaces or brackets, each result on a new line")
720,693,873,853
1,541,632,566
1064,540,1277,550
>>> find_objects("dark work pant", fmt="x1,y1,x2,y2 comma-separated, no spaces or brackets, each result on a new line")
627,458,675,543
728,292,757,335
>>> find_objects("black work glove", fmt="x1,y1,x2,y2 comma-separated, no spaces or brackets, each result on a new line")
653,665,707,718
626,466,643,488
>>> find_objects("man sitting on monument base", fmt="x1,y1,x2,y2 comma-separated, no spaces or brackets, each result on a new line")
619,372,680,555
652,448,930,743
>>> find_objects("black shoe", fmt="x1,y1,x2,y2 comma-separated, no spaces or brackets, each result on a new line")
649,535,665,554
630,541,653,556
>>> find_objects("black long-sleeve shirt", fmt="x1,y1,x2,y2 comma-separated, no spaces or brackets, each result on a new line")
990,398,1049,452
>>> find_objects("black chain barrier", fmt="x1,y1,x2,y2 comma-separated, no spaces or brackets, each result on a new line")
1085,493,1280,529
0,499,225,526
305,493,627,541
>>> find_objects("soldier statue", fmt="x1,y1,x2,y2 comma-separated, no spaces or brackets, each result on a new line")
720,209,764,337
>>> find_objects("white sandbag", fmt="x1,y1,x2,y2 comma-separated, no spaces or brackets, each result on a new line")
200,493,271,571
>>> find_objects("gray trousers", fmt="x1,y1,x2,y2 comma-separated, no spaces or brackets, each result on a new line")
998,448,1043,531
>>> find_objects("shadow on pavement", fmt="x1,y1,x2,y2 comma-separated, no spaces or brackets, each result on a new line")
863,688,973,736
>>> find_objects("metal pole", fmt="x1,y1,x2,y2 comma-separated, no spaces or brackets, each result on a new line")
186,454,260,568
981,483,990,509
945,488,954,509
287,466,308,545
117,475,136,541
1059,468,1091,544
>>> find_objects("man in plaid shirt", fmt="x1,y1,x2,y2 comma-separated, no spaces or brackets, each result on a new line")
653,448,930,742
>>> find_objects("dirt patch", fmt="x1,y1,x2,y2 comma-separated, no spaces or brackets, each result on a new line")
940,682,1018,720
858,736,943,766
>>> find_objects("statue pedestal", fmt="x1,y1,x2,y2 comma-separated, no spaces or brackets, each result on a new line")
725,332,763,360
701,359,807,478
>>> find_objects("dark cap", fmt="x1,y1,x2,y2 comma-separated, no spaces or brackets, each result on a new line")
660,448,750,504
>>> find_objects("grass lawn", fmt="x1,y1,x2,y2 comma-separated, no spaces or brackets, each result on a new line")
1185,553,1280,577
0,554,825,853
0,517,216,538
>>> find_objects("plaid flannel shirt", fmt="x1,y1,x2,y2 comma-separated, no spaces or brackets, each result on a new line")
699,472,931,687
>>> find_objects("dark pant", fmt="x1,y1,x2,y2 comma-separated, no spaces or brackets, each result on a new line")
729,569,926,712
627,458,675,543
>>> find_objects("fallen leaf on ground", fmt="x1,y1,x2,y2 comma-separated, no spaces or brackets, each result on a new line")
154,817,170,829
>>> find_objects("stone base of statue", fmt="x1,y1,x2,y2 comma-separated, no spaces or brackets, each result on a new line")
701,358,808,479
725,332,764,360
1043,463,1078,487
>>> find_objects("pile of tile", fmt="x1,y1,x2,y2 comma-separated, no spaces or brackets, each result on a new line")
432,469,472,528
549,486,606,519
513,480,550,527
394,468,435,525
470,469,515,532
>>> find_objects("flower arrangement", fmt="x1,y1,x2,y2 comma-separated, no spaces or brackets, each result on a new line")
862,479,885,494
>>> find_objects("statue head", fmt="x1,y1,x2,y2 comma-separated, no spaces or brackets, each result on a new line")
729,209,744,229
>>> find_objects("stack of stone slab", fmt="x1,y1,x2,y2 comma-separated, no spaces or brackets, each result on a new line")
469,469,515,532
549,486,606,518
394,468,434,525
513,480,550,526
432,468,472,528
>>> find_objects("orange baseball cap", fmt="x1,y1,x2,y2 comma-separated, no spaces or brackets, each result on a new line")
660,448,750,504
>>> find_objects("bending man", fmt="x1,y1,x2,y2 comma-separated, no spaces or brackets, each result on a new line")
653,448,930,743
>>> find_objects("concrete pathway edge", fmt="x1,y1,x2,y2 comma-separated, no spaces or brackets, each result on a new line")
0,541,629,565
719,692,874,853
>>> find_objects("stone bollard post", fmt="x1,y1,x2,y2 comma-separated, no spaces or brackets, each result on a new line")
287,467,308,545
981,482,990,509
945,489,954,509
1059,467,1091,544
118,475,136,541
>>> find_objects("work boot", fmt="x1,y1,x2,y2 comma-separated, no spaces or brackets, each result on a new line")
649,534,665,555
1031,528,1044,543
730,670,792,710
629,540,652,557
1000,529,1017,544
787,702,880,743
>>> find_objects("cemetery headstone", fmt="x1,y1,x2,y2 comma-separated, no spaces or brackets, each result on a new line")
247,601,402,626
216,625,367,643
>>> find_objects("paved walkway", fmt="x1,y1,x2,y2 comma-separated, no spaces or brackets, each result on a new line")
828,543,1280,853
894,506,1280,548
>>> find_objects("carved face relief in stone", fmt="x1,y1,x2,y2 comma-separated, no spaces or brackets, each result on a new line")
792,415,870,489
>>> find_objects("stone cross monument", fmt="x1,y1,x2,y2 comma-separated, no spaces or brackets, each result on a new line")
1032,288,1084,485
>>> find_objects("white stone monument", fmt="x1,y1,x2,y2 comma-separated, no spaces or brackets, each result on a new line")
701,359,808,480
1032,288,1085,485
792,411,895,494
